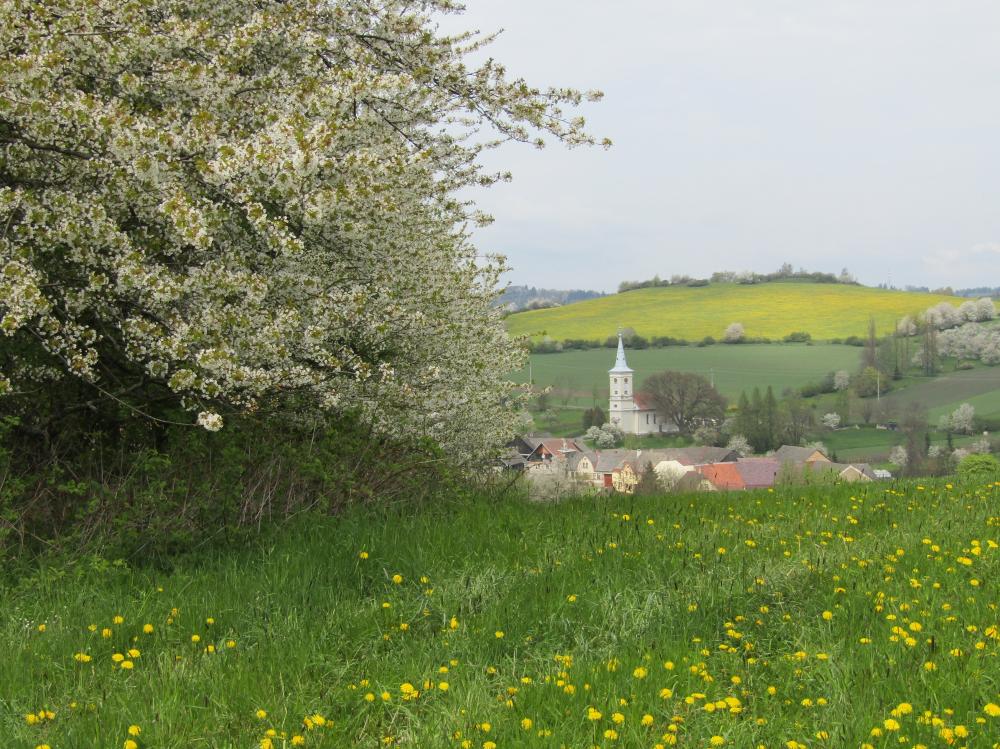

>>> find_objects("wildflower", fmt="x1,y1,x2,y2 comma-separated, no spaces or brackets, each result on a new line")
359,551,369,559
642,714,654,726
128,725,141,736
494,630,504,639
124,742,138,749
521,718,533,730
392,574,403,584
291,737,305,746
143,623,154,634
822,610,833,621
710,737,726,747
256,709,268,719
191,634,201,643
37,623,46,632
633,666,647,679
438,681,449,691
121,660,134,669
74,652,92,663
985,703,1000,717
587,707,602,721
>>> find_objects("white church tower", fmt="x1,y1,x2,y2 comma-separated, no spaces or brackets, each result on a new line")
608,333,672,435
608,332,635,422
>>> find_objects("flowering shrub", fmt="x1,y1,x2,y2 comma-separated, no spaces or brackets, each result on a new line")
0,0,602,461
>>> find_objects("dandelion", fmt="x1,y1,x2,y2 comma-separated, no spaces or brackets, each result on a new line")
521,718,533,730
128,725,141,736
985,703,1000,717
392,574,403,584
143,623,154,634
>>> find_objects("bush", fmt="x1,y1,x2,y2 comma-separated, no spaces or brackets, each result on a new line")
843,336,865,347
783,331,812,343
957,453,1000,481
650,336,690,347
698,336,717,347
0,413,457,560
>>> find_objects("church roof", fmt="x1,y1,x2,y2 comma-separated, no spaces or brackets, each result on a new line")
608,333,633,374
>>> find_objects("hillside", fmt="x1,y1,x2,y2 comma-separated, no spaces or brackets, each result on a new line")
8,479,1000,746
505,282,959,342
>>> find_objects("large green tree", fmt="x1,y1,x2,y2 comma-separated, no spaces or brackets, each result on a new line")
640,371,726,435
0,0,603,459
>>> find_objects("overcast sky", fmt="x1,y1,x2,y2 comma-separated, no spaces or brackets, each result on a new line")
437,1,1000,293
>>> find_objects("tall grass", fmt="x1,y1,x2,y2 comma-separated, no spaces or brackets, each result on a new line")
6,478,1000,747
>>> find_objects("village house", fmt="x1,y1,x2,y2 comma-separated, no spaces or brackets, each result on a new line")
697,458,781,491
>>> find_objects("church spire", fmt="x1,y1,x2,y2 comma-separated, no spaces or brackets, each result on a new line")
609,331,633,374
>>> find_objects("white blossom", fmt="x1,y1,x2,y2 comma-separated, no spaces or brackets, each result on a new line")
196,411,224,432
723,322,745,343
0,0,601,461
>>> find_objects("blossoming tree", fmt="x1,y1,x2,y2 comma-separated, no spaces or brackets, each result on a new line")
0,0,602,458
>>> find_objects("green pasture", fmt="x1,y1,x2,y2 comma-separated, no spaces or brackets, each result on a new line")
878,366,1000,423
8,479,1000,747
516,344,863,405
505,282,958,342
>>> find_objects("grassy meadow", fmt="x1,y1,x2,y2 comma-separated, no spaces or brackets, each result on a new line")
505,283,958,343
515,344,863,404
8,479,1000,748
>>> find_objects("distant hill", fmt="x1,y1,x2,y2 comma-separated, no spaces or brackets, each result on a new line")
505,281,959,342
495,285,605,312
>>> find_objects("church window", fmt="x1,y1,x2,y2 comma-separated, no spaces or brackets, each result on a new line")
613,377,618,384
613,390,618,395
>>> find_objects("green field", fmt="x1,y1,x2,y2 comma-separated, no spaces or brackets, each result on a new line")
878,367,1000,423
8,479,1000,747
506,283,959,342
516,344,863,404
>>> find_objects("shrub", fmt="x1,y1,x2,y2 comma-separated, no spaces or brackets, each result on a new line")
957,453,1000,481
783,331,812,343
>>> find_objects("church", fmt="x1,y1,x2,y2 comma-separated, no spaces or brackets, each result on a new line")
608,334,677,435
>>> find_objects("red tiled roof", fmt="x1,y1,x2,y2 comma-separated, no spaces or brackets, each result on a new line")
632,393,655,410
697,459,780,490
696,463,745,490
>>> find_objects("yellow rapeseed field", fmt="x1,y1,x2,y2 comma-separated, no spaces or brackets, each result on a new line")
505,283,959,341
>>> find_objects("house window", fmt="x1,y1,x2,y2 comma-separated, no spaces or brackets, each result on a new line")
646,413,649,425
653,414,657,423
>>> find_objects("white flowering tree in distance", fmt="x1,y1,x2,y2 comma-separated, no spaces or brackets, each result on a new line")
0,0,603,459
